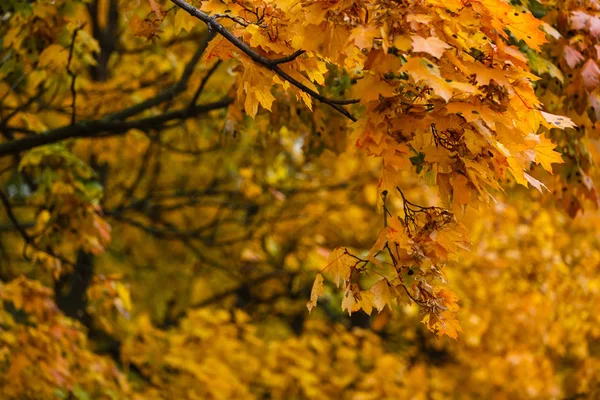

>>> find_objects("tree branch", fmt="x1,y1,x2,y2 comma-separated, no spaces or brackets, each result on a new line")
0,32,226,157
0,98,232,157
67,26,84,125
161,270,291,328
170,0,359,121
0,189,74,266
189,59,222,110
106,32,215,122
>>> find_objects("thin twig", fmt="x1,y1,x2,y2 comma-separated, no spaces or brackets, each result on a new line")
67,25,84,125
189,59,222,109
213,13,253,27
0,189,74,266
107,33,214,121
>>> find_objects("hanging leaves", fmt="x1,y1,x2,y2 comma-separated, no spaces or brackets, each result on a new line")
307,273,324,313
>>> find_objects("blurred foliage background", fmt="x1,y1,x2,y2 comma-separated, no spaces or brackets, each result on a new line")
1,0,600,399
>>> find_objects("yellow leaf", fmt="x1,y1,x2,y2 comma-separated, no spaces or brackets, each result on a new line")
353,73,396,102
423,310,463,339
506,155,528,186
306,273,324,313
437,287,460,312
367,228,389,262
350,25,380,49
357,291,374,315
401,57,453,101
341,284,358,315
370,279,393,312
325,248,351,288
524,172,548,193
540,111,576,130
411,35,451,59
244,86,276,117
452,174,471,205
38,44,69,71
503,7,547,50
393,35,412,51
422,145,451,166
129,15,161,41
533,135,564,172
175,9,198,33
421,287,463,339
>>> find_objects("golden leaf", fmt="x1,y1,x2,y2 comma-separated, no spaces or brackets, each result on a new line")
306,273,324,313
370,279,393,312
326,248,351,288
411,35,451,59
533,135,564,172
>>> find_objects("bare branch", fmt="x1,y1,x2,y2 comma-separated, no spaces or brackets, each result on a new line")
67,25,84,125
0,189,34,244
161,270,291,327
189,59,222,110
0,98,232,157
107,32,215,122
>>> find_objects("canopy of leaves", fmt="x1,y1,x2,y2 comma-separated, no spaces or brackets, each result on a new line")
0,0,600,398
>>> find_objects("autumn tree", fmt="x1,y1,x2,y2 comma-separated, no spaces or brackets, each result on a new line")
1,0,600,398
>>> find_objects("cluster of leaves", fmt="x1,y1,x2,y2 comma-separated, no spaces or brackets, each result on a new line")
308,188,467,339
3,190,600,399
1,0,600,398
0,277,129,398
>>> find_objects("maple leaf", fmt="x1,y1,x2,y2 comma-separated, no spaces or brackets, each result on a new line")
437,310,463,339
148,0,164,18
452,174,471,205
175,9,198,33
402,58,453,101
370,279,394,312
540,22,562,39
325,247,352,288
353,74,397,102
540,111,576,130
350,25,380,50
244,87,276,117
524,172,548,193
411,35,451,59
306,273,324,313
241,65,277,117
437,287,460,312
357,291,374,315
533,135,564,172
422,287,463,339
564,46,585,69
367,228,390,263
582,59,600,91
341,283,360,315
422,145,451,166
503,8,547,50
129,15,162,41
38,44,69,71
571,11,600,38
